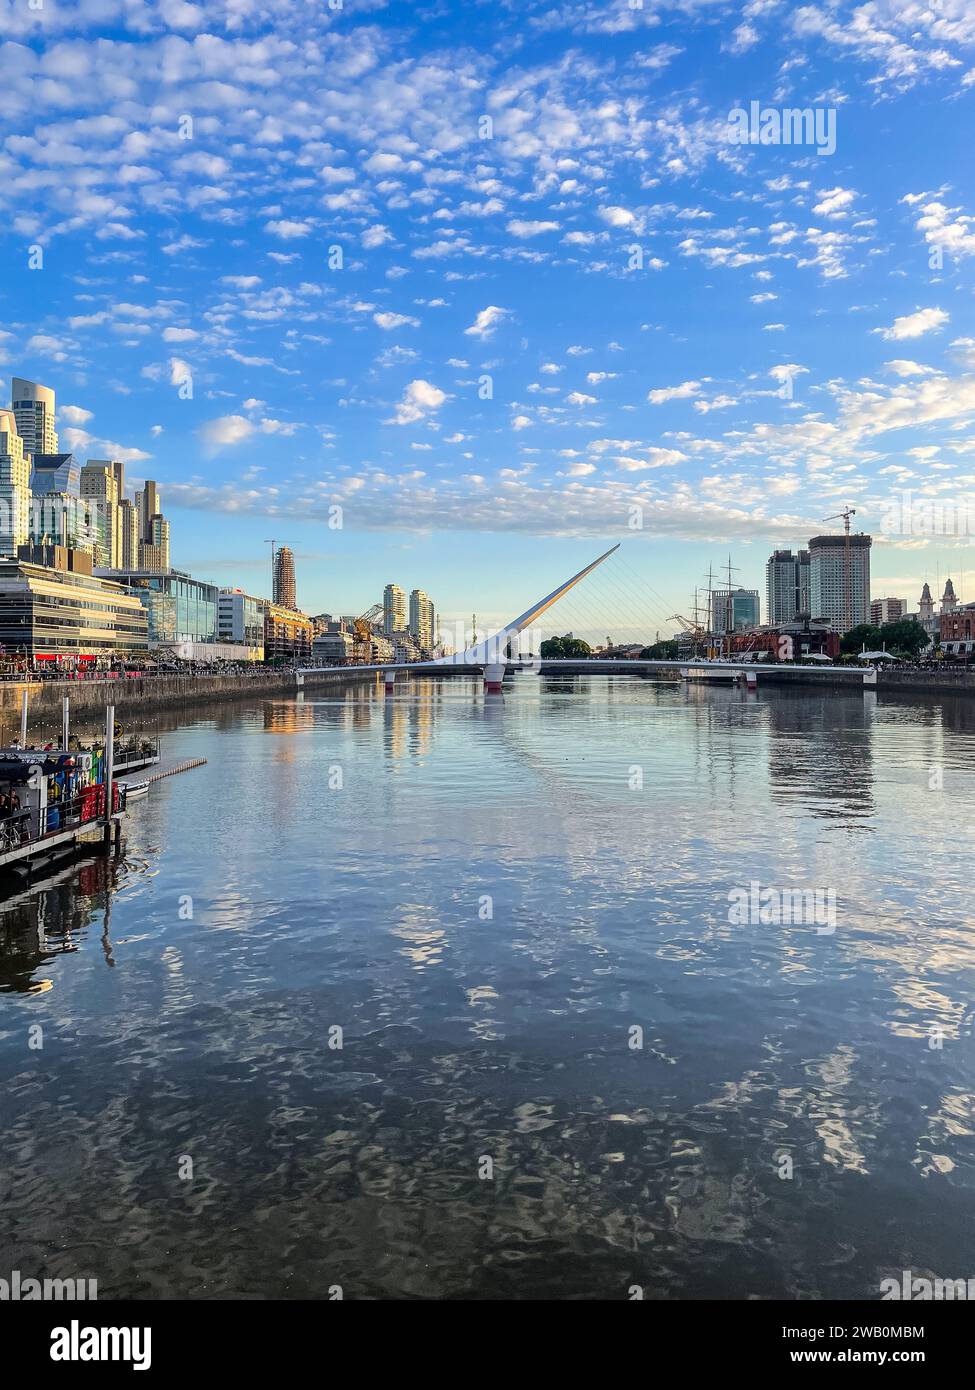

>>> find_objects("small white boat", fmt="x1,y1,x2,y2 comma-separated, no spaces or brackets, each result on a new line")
122,780,150,800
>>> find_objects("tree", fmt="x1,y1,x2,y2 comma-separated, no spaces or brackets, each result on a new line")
541,633,592,659
640,639,678,659
879,618,930,659
840,623,882,655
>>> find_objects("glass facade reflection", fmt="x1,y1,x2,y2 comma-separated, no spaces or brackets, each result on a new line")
101,569,218,644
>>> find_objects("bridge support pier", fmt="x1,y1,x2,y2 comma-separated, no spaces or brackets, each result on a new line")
483,663,505,694
384,668,397,696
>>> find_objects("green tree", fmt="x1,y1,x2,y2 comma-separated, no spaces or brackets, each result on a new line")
540,634,592,659
840,623,882,655
640,639,678,659
879,618,930,659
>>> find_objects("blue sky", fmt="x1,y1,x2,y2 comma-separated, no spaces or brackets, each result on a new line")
2,0,975,641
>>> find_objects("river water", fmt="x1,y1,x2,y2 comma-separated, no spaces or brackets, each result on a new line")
1,676,973,1299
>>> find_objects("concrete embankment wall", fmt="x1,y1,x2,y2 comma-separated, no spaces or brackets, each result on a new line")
0,668,368,723
877,669,975,696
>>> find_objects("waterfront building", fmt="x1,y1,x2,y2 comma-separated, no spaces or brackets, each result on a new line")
29,452,81,498
218,589,265,661
808,533,871,633
940,602,975,640
711,587,761,634
0,409,32,559
312,629,354,664
729,619,840,661
273,546,297,610
11,378,58,456
766,549,810,625
869,597,905,626
0,558,148,660
97,567,219,650
383,583,407,634
409,589,435,650
264,601,312,664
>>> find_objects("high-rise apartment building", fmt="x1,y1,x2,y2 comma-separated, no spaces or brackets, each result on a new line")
869,597,905,626
80,461,121,568
11,378,58,456
383,583,407,634
273,545,297,610
766,548,810,625
118,498,139,569
409,589,435,649
0,410,32,558
136,482,159,543
147,514,170,571
808,533,871,633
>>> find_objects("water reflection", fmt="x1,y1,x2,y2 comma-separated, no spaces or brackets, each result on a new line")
1,679,974,1299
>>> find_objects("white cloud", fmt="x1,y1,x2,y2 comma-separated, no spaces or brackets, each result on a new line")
265,220,312,240
59,405,93,425
884,359,937,377
876,307,949,341
648,380,702,404
373,312,419,330
507,219,560,238
362,224,393,249
391,379,447,425
813,187,857,219
464,305,510,339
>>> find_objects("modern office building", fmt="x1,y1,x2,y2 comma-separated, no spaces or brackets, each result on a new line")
808,533,871,633
28,493,96,555
383,583,407,634
869,597,906,626
273,546,297,610
11,378,58,457
29,452,81,498
311,629,354,664
711,587,761,634
264,601,312,664
97,567,219,649
409,589,435,649
0,409,32,559
217,588,265,661
766,548,810,625
0,558,148,660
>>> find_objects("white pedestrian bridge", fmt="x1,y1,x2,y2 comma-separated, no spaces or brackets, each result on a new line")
297,543,876,691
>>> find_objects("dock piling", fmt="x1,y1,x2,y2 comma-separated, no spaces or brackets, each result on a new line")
103,704,115,849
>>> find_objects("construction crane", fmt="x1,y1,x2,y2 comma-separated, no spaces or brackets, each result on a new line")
352,603,383,663
668,613,705,637
822,508,856,633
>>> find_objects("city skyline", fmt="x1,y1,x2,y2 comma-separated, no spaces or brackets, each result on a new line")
2,3,974,626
